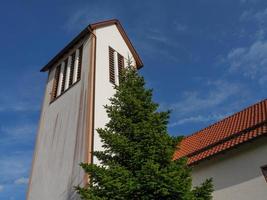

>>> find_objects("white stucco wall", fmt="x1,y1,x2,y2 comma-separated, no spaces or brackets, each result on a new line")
192,137,267,200
28,36,93,200
93,25,136,165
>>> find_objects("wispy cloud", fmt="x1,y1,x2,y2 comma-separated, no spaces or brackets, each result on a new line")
14,177,29,185
253,8,267,22
169,113,230,127
1,124,36,136
146,34,168,43
239,0,263,4
166,79,247,129
174,22,187,32
0,103,40,113
144,27,182,48
0,153,31,184
0,123,37,148
227,40,267,85
220,7,267,85
0,70,43,113
170,80,243,116
135,25,188,63
0,151,32,199
240,8,267,40
63,5,118,32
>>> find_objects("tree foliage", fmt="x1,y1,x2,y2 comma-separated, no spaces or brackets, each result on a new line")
77,62,213,200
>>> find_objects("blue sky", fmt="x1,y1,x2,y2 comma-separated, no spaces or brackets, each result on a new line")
0,0,267,199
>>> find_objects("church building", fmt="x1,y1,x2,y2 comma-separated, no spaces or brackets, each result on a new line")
27,19,267,200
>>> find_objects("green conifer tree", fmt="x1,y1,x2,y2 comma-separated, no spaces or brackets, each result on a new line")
77,62,213,200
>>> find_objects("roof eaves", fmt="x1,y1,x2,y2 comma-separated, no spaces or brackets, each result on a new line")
188,129,267,166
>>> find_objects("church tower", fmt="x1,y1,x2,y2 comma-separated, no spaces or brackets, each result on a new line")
27,19,143,200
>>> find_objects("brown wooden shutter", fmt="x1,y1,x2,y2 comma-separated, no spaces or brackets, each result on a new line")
109,47,115,84
61,58,68,93
117,53,124,83
51,65,60,101
77,45,83,81
69,52,75,86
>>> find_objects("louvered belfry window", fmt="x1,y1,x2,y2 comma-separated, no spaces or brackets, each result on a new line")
61,58,68,93
77,45,83,81
69,52,76,87
117,53,124,83
109,46,124,85
109,46,115,84
50,45,83,102
51,65,61,101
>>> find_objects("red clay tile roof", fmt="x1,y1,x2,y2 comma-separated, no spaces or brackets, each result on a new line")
173,99,267,165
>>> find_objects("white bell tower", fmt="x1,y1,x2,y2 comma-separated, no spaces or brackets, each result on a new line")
27,19,143,200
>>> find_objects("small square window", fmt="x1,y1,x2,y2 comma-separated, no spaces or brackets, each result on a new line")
261,165,267,183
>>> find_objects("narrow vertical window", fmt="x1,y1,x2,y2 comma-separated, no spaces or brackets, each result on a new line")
69,52,75,87
51,65,60,101
57,62,65,97
109,46,115,84
73,49,79,83
261,165,267,183
64,56,71,91
77,45,83,81
117,53,124,83
61,58,68,93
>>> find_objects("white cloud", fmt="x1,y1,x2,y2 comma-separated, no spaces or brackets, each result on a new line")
254,8,267,22
1,124,36,136
0,69,43,113
0,102,40,113
0,185,3,192
14,177,29,185
240,0,263,5
144,28,179,47
239,8,267,40
63,5,117,32
174,23,187,32
136,27,183,63
167,79,248,129
169,113,229,127
226,7,267,85
146,34,168,43
170,80,243,116
227,40,267,85
0,123,37,147
0,153,31,183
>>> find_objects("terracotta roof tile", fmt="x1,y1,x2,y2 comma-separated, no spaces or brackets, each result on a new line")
174,99,267,165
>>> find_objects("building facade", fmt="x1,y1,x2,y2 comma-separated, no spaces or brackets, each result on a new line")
27,19,143,200
174,99,267,200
